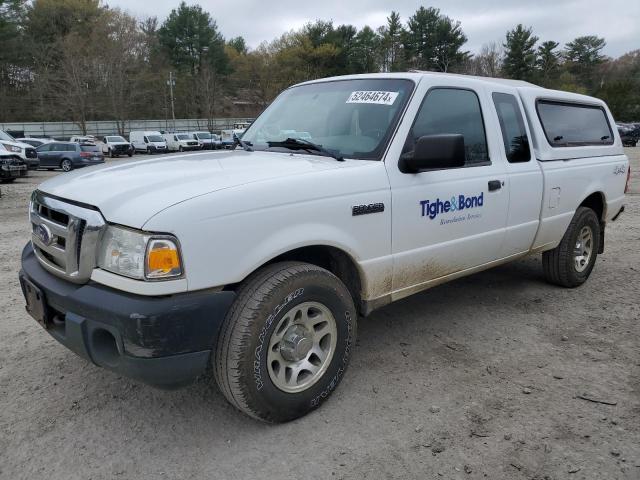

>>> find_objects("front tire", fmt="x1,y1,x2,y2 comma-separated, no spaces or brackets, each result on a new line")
214,262,357,423
542,206,600,287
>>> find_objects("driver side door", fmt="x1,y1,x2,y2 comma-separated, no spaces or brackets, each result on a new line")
386,85,509,300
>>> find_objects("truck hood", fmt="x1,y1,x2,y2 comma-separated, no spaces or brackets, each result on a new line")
37,151,350,228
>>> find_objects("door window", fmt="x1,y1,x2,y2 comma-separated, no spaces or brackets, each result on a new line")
36,143,51,152
403,88,489,167
492,93,531,163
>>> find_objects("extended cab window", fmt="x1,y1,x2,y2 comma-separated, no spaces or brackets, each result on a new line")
537,100,613,147
404,88,489,166
492,93,530,163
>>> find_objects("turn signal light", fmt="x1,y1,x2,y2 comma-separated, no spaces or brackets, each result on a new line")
146,239,182,279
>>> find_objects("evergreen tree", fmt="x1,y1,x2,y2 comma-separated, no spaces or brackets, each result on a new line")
503,24,538,81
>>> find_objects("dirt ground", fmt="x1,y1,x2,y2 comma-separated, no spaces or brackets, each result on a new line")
0,150,638,480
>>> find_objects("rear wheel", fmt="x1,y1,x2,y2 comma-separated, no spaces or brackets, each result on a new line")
543,207,600,287
214,262,357,422
60,159,73,172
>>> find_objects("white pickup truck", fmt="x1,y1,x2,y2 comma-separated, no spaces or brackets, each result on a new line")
19,73,629,422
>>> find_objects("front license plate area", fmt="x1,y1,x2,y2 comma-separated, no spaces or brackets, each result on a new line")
21,277,50,328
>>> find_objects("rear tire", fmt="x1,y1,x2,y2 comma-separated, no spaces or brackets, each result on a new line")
542,206,600,287
214,261,357,423
60,159,73,172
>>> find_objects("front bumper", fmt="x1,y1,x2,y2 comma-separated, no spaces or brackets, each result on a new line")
1,163,27,179
19,243,235,389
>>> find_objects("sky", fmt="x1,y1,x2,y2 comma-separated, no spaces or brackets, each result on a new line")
108,0,640,58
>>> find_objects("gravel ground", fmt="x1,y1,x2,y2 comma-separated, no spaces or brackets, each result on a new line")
0,150,638,480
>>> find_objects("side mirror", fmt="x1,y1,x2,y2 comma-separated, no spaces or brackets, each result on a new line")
399,134,466,173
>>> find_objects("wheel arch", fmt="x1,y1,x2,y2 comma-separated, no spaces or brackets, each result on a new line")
226,244,364,316
578,191,606,253
579,191,606,223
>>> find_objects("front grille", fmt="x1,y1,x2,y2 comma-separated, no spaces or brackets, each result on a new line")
25,148,37,158
30,191,106,283
187,141,198,146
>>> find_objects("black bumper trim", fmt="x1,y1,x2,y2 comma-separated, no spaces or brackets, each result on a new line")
19,243,235,388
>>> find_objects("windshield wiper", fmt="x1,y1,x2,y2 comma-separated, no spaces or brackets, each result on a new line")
266,137,344,161
233,133,253,152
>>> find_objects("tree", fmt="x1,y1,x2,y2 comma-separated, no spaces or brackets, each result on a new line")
536,40,560,86
0,0,28,120
158,1,229,75
403,7,468,72
227,36,248,55
96,9,145,133
472,42,503,77
502,24,538,81
379,11,404,72
432,15,469,72
564,35,606,88
351,26,381,73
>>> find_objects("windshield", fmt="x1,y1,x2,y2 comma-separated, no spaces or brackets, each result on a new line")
0,131,16,142
106,136,126,142
148,135,164,142
196,132,212,139
242,78,414,160
176,134,190,140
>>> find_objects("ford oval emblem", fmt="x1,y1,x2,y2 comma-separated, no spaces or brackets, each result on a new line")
36,224,53,246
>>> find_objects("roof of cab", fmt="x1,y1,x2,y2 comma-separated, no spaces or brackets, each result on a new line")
296,71,604,105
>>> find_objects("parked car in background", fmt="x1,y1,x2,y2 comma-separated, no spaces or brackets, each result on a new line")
100,135,134,157
220,128,246,148
70,135,97,144
129,131,168,154
16,138,53,149
0,153,27,183
188,131,220,149
36,142,104,171
0,130,39,169
617,123,639,147
163,132,201,152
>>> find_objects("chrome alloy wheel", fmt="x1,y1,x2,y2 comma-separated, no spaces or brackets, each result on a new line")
574,225,593,273
267,301,337,393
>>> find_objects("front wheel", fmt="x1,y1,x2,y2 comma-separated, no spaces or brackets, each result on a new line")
60,159,73,172
542,207,600,287
214,262,357,422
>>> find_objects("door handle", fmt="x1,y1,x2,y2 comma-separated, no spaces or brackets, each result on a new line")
488,180,502,191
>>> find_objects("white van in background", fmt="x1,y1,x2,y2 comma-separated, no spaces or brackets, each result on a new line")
129,131,168,154
188,131,221,150
163,133,201,152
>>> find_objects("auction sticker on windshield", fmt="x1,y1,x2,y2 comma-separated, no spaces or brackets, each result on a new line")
346,91,399,105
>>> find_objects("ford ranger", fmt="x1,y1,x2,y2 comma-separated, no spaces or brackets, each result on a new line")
19,73,630,422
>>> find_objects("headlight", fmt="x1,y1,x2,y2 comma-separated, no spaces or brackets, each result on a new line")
97,225,183,280
1,143,21,153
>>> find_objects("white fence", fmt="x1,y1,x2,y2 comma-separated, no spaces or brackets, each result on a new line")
0,118,254,138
